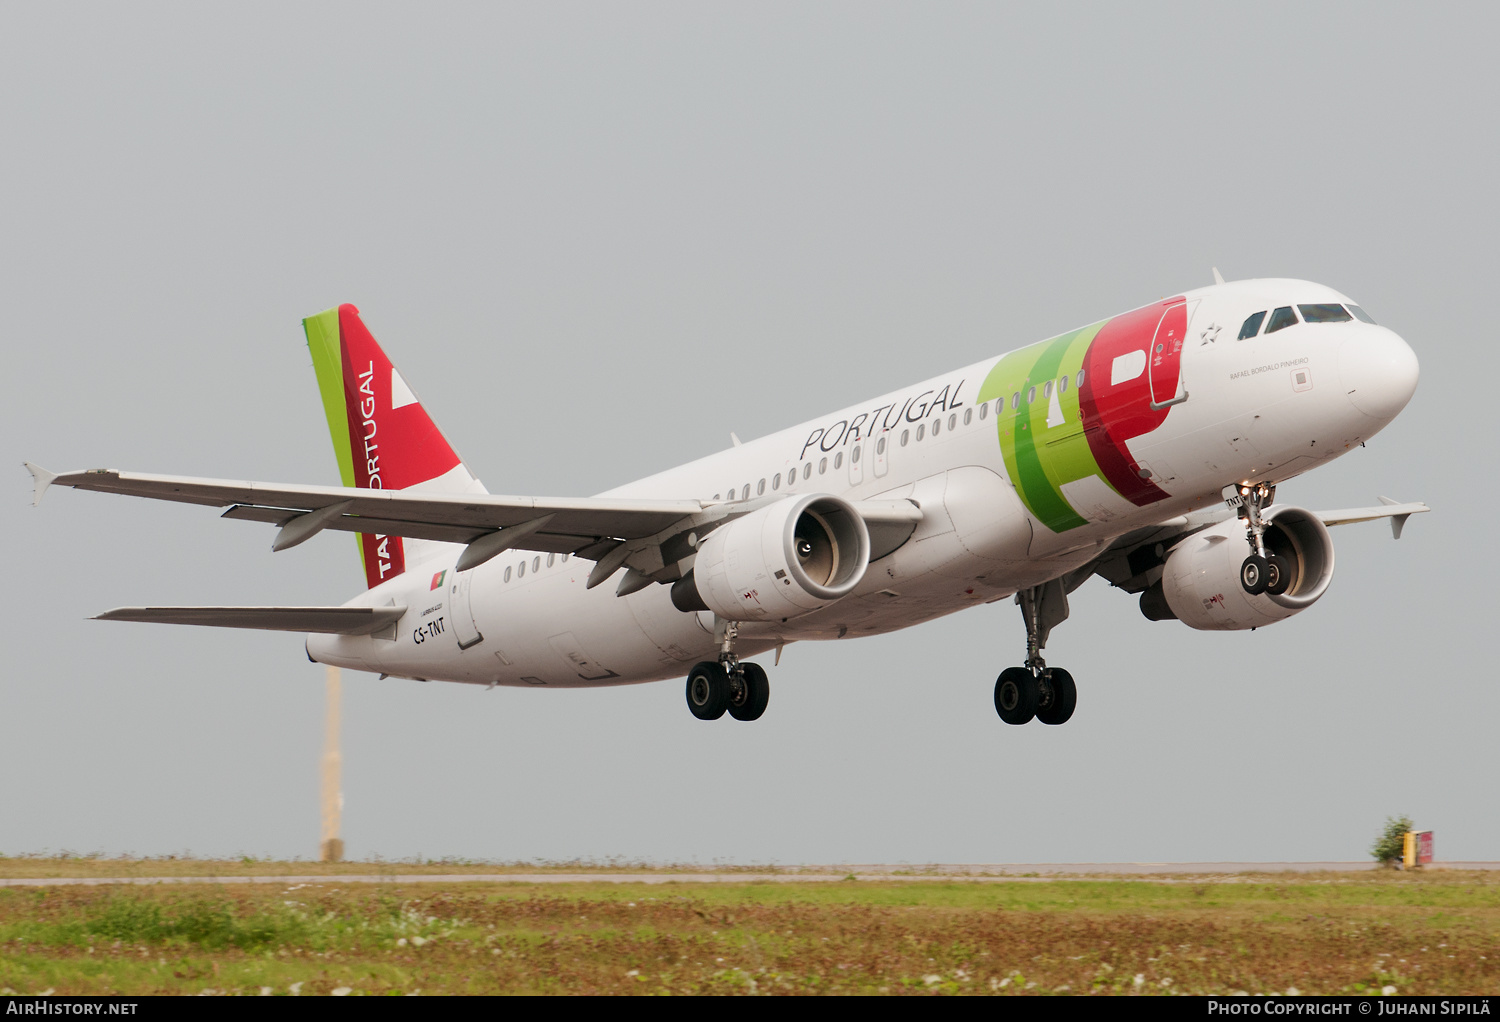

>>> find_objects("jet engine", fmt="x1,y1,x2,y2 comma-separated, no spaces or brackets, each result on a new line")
1143,506,1335,630
673,494,870,622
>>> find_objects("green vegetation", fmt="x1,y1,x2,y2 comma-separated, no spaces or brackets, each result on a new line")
1,872,1498,995
1372,817,1415,867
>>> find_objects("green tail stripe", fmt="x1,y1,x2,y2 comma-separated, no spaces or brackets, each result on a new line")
303,308,357,490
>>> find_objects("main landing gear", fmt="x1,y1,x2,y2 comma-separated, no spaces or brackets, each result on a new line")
994,580,1077,726
1226,482,1291,597
685,621,770,721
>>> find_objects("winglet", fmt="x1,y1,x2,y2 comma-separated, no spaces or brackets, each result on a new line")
1212,267,1226,286
24,463,58,506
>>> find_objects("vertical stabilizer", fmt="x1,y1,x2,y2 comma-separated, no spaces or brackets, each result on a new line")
303,305,487,587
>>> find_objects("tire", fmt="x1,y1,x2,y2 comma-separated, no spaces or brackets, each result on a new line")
1240,555,1270,595
1265,554,1293,596
685,661,729,720
994,667,1038,725
1035,668,1076,725
728,662,770,721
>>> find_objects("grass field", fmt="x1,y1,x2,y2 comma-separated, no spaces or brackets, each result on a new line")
1,865,1496,995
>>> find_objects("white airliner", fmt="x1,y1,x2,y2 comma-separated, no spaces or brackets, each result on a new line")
28,275,1425,725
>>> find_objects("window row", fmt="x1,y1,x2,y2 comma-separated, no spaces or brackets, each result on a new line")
502,551,569,584
712,387,1088,499
1238,302,1375,339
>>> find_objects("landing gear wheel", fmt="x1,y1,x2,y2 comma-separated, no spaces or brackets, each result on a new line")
994,667,1039,725
1240,555,1270,595
1035,668,1077,725
728,662,770,721
686,661,729,720
1265,554,1292,596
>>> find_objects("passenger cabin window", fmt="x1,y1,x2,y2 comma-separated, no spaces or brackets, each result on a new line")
1027,386,1036,404
931,418,940,436
818,457,827,474
1059,375,1068,393
1265,306,1299,334
547,553,555,567
900,429,909,447
851,446,861,463
948,413,957,430
1299,303,1353,323
1011,392,1020,409
1348,304,1376,324
1238,311,1267,339
963,407,973,425
877,437,887,454
979,402,988,420
517,560,525,578
757,478,766,495
772,472,781,490
803,462,812,479
504,566,512,582
1076,369,1085,387
532,556,540,573
1043,381,1053,399
833,452,842,469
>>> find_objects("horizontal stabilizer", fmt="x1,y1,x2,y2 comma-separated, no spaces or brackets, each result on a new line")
93,606,406,634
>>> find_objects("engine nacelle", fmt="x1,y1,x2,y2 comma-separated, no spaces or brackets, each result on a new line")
1155,505,1335,631
685,494,870,622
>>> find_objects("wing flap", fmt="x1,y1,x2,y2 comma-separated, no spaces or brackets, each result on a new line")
93,606,407,634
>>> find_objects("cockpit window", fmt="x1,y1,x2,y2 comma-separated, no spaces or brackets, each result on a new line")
1298,303,1353,323
1238,311,1267,339
1347,304,1376,324
1265,306,1299,334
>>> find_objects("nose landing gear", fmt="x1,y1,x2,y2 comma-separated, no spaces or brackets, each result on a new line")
1226,482,1291,596
994,580,1077,726
684,620,770,722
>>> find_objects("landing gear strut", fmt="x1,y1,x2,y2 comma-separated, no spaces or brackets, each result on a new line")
994,579,1077,726
685,619,770,721
1225,482,1290,596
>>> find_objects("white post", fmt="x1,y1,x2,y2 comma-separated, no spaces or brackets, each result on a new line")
319,666,344,863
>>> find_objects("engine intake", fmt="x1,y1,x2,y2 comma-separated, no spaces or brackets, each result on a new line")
1153,505,1335,630
675,494,870,622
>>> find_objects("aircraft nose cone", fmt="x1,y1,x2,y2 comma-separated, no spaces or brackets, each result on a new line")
1338,328,1419,422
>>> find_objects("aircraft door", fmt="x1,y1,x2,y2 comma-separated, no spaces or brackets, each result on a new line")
449,570,484,650
1148,300,1189,409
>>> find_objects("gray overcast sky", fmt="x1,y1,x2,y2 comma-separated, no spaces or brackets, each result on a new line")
3,3,1495,864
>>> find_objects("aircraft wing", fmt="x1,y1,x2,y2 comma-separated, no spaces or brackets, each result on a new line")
1086,496,1431,594
27,465,924,583
1315,497,1429,538
93,605,407,634
29,466,706,554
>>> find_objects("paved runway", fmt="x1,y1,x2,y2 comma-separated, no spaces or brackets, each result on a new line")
3,862,1497,886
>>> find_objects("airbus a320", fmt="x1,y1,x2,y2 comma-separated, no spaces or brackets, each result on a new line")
28,274,1425,725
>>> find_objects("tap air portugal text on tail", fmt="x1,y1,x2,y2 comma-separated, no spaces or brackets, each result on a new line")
28,275,1426,725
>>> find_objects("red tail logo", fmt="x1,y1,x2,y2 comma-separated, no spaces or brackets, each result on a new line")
336,305,463,588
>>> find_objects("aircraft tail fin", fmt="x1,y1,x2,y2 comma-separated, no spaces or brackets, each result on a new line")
303,305,487,588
